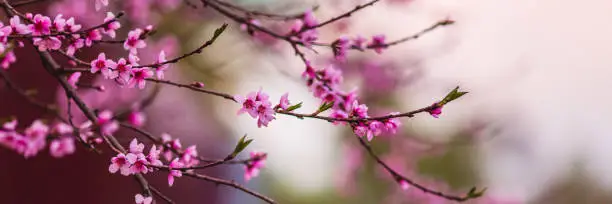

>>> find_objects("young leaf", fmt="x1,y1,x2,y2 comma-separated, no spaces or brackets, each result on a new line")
466,187,487,198
439,86,468,105
230,134,253,159
317,102,334,113
285,102,303,112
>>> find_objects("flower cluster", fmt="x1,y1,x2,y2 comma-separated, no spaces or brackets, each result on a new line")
0,119,76,158
288,10,319,46
108,135,200,187
87,48,167,89
244,151,267,181
331,34,388,60
300,59,403,140
235,89,287,127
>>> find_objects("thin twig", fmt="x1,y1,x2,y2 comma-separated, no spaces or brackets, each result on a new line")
355,136,478,202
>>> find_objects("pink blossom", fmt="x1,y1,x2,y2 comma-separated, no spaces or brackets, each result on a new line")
353,125,368,140
111,58,133,84
302,10,318,27
109,153,135,176
330,109,348,125
23,120,49,157
368,34,387,54
64,17,81,33
32,37,62,51
256,101,275,128
244,151,266,181
129,68,154,89
128,110,146,127
9,16,30,34
154,51,169,79
146,145,163,168
1,51,16,69
310,81,327,98
160,133,175,161
52,14,66,32
24,120,49,139
130,153,149,174
67,72,81,89
351,100,369,118
428,103,443,118
170,138,182,150
276,93,290,110
49,137,75,158
180,145,199,167
90,53,118,79
103,12,121,38
332,36,350,61
52,122,73,135
384,117,401,134
352,35,367,50
235,92,261,118
84,29,102,47
302,62,316,79
289,10,318,46
95,0,109,11
129,138,145,154
29,14,52,35
66,38,84,56
77,121,96,144
0,23,12,43
124,28,146,54
97,110,119,135
399,180,410,190
3,119,17,130
168,158,183,186
128,54,140,64
368,121,384,136
321,65,343,86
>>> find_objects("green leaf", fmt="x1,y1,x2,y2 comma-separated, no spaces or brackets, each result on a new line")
439,86,468,105
466,187,487,198
230,134,253,159
316,102,334,113
285,102,303,112
213,24,228,39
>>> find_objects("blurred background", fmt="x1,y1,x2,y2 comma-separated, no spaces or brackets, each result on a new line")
1,0,612,203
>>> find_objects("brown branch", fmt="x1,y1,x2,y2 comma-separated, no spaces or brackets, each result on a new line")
149,185,175,204
183,171,276,204
298,0,380,33
355,135,479,202
133,23,228,68
146,78,236,101
0,69,58,113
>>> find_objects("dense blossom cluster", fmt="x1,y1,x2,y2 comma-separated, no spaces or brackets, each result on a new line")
0,0,473,203
108,135,199,187
0,119,76,158
244,151,267,181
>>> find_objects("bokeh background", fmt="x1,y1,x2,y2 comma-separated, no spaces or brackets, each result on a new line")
1,0,612,203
